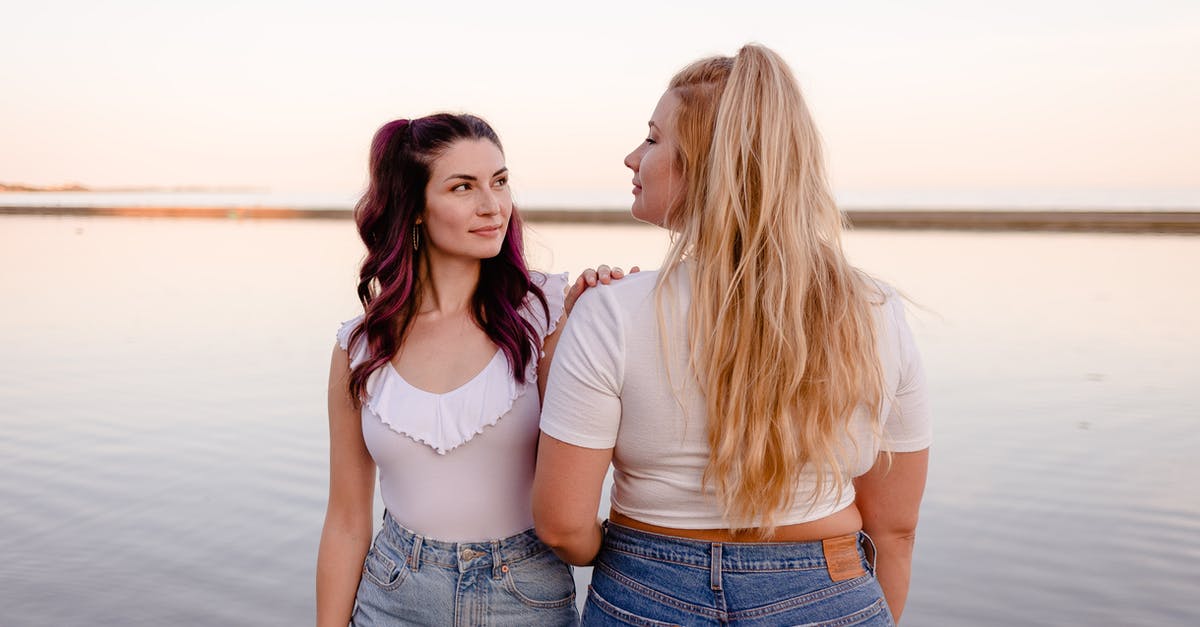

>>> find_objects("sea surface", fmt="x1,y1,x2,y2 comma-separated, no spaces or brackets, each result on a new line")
1,214,1197,626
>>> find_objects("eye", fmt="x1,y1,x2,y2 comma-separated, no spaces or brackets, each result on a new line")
492,177,508,188
452,183,470,192
645,137,656,145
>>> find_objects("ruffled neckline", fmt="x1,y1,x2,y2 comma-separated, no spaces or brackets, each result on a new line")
336,271,568,455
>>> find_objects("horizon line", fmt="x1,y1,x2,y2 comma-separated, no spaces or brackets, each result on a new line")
3,206,1199,234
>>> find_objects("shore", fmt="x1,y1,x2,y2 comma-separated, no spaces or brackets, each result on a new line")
2,205,1199,233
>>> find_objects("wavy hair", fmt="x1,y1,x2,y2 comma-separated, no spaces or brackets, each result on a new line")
347,113,547,404
659,45,885,533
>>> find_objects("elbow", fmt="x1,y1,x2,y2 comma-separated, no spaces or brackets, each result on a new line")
865,526,918,550
860,514,920,546
888,529,918,547
533,517,595,566
533,516,581,551
531,489,586,552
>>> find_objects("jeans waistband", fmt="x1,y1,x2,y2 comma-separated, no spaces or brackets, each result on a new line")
601,520,871,573
379,511,549,575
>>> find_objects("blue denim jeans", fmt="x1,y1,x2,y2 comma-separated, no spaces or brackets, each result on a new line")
582,522,893,626
352,513,579,626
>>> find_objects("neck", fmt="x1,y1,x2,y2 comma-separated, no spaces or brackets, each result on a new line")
419,251,482,316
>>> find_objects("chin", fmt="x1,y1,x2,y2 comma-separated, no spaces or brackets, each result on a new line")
631,205,665,227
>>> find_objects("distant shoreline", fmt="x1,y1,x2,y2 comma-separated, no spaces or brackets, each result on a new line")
2,205,1199,234
0,184,265,193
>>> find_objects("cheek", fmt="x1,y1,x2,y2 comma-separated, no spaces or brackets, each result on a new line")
648,154,679,197
423,201,466,237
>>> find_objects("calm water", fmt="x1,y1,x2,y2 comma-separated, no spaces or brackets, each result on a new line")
1,215,1197,626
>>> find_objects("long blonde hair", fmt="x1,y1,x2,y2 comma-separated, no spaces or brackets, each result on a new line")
659,44,885,533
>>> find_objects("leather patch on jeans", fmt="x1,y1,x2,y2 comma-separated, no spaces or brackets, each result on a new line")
822,534,866,582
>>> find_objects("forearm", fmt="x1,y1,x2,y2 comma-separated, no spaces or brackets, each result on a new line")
539,518,604,566
867,531,915,624
315,517,373,627
854,449,928,624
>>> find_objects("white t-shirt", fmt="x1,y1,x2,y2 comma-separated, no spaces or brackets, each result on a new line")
540,265,931,529
337,272,567,541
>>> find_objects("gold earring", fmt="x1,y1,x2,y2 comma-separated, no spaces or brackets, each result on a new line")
412,226,420,251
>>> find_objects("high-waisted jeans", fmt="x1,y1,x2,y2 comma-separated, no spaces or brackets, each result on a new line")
352,513,579,626
582,521,893,626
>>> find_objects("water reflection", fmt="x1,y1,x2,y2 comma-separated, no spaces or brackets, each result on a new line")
0,216,1197,626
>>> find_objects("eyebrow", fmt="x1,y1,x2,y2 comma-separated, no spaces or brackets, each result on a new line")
443,167,509,183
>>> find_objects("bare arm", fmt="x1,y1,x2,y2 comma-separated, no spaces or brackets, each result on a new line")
316,343,377,627
853,448,929,624
532,433,613,565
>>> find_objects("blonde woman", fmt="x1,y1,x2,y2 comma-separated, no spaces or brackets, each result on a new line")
532,45,931,626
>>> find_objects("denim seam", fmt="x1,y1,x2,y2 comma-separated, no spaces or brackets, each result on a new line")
361,551,410,591
603,545,712,570
500,574,577,609
723,565,825,573
501,544,551,567
726,575,874,621
754,598,886,627
603,544,827,573
604,545,831,572
587,585,683,627
595,560,723,619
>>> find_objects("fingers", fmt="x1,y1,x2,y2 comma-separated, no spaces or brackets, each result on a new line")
569,263,637,312
596,265,632,284
598,265,615,284
565,276,587,315
581,268,599,287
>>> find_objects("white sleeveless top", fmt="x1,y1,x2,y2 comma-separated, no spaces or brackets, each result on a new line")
337,272,567,541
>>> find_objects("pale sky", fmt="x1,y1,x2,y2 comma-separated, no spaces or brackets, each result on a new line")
2,0,1197,204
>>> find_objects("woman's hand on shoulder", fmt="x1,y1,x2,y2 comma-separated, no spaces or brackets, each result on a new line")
565,264,640,315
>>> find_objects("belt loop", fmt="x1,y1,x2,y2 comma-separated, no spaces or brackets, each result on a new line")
408,535,423,573
859,531,878,574
490,540,504,580
709,543,723,591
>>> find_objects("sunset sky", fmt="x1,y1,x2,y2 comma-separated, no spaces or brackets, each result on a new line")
2,0,1196,205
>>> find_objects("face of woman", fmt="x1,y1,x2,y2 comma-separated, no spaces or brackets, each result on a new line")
420,138,512,263
624,90,684,227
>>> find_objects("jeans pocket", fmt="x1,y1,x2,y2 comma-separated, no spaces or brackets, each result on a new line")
502,551,576,609
751,583,892,627
361,545,409,591
799,598,891,627
583,585,682,627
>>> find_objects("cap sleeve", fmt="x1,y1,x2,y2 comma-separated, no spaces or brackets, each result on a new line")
525,271,569,339
335,314,369,369
539,285,625,449
881,292,932,452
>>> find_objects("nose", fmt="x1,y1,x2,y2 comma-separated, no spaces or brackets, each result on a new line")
478,190,502,216
624,145,640,172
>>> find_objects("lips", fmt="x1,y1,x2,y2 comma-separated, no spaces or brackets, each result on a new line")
471,224,503,234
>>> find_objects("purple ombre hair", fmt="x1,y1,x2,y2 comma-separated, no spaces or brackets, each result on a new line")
347,113,548,404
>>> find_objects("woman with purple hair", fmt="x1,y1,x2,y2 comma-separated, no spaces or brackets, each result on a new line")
316,113,616,626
